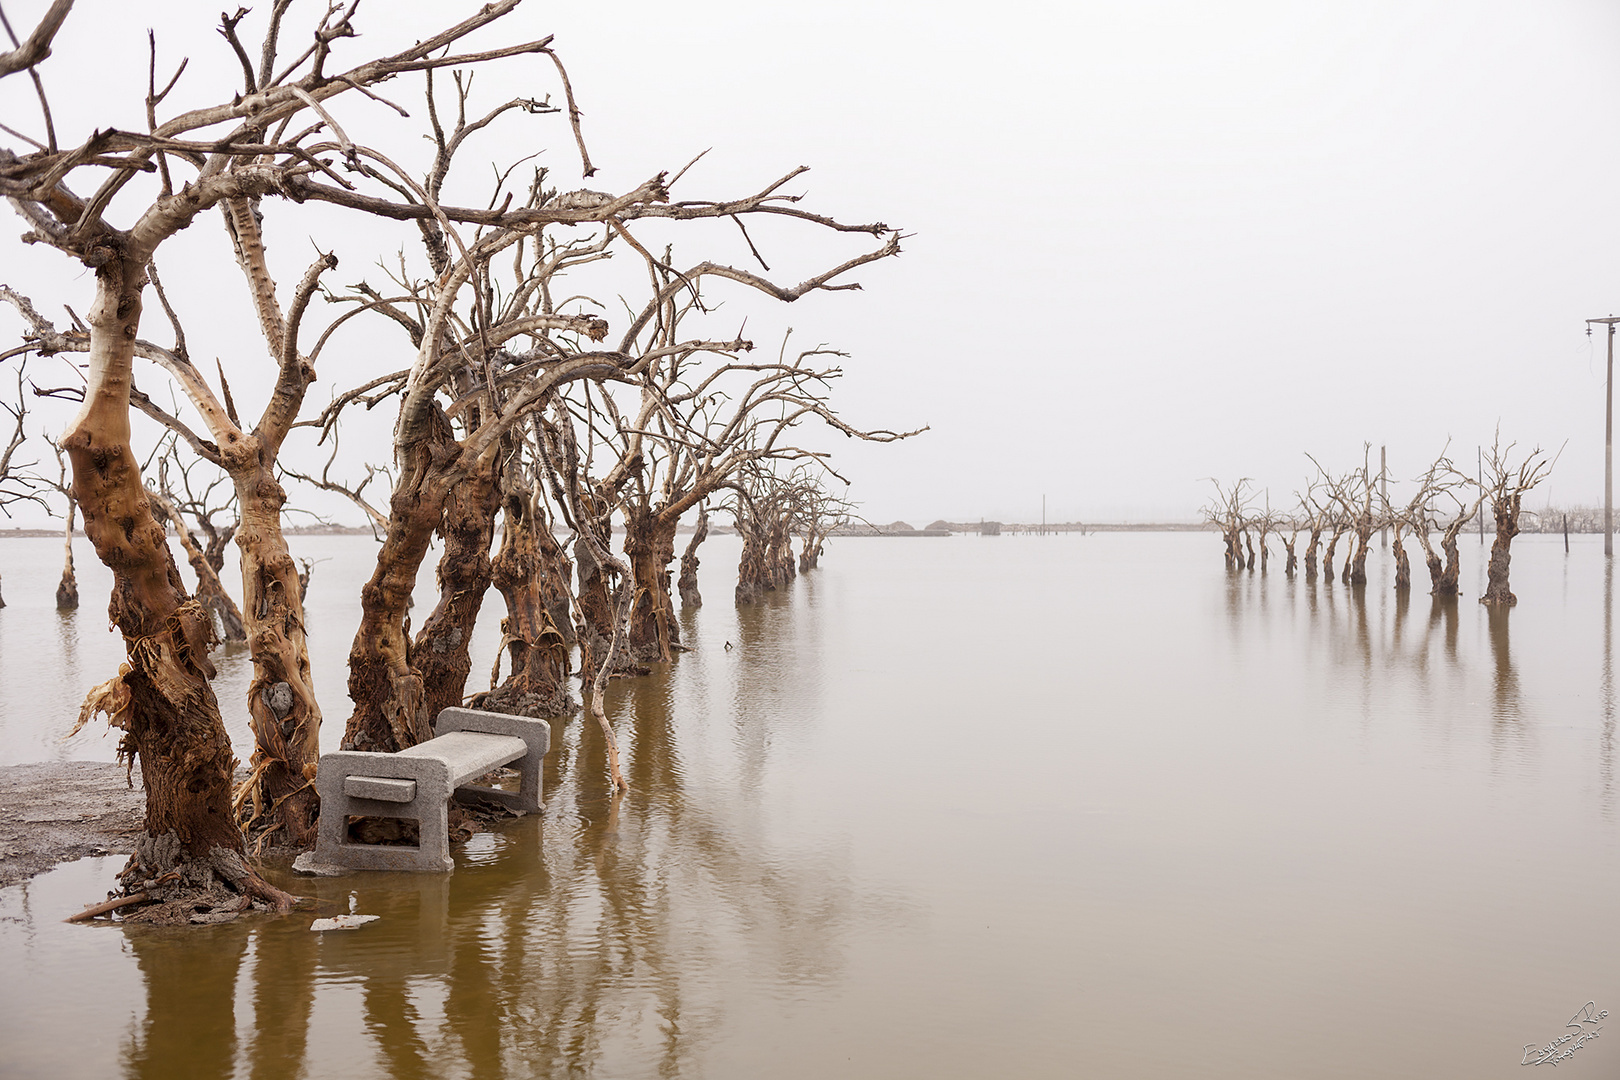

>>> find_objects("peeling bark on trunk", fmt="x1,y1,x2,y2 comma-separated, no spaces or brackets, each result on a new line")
413,454,502,724
677,509,708,608
1393,529,1411,591
1481,495,1521,606
64,252,288,909
343,408,459,754
56,499,78,609
1303,527,1322,580
735,523,769,604
624,506,680,664
1281,534,1297,577
228,456,323,847
474,489,573,718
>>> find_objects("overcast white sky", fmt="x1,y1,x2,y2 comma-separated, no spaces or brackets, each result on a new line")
4,0,1620,526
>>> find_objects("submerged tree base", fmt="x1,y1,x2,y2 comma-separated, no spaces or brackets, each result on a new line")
72,832,299,927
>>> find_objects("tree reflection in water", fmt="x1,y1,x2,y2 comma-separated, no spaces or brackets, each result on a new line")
117,619,858,1078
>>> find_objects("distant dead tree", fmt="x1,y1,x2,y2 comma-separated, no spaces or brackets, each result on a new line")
1479,433,1557,606
1409,451,1484,597
677,505,709,607
1297,483,1331,581
1313,447,1379,586
1247,494,1284,573
1384,451,1452,593
731,463,827,603
1279,513,1301,576
0,366,43,606
40,434,77,607
1202,478,1253,571
1319,479,1352,583
798,483,853,572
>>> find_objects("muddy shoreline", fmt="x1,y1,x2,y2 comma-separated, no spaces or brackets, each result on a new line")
0,761,146,888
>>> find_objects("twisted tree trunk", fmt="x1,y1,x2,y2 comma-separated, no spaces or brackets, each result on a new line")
475,488,573,717
1303,526,1322,580
1481,494,1522,606
228,458,322,847
677,509,708,608
413,454,502,724
343,408,458,753
1348,525,1373,585
735,522,769,604
66,251,289,909
624,505,680,663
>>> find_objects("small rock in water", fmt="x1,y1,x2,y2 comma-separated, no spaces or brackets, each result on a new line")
310,914,379,931
291,852,347,877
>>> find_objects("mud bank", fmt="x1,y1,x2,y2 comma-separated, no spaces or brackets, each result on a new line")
0,761,144,888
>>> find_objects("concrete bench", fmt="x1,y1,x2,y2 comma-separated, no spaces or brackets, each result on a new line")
304,707,550,873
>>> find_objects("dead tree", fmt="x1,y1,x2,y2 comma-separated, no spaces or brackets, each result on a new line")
0,365,44,606
799,485,852,572
677,506,709,607
1385,453,1451,593
537,401,630,791
1201,478,1252,571
0,0,588,894
598,325,916,664
1313,448,1378,586
1479,433,1556,606
324,67,903,753
1410,453,1484,597
731,464,825,603
1298,484,1331,581
40,434,77,607
470,431,575,719
1248,495,1284,573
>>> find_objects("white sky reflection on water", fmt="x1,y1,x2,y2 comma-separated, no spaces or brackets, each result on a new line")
1,532,1615,1077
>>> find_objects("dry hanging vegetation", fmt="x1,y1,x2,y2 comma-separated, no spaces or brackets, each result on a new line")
1206,433,1557,605
0,0,919,920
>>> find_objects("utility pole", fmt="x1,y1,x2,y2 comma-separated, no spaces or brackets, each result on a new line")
1587,316,1618,557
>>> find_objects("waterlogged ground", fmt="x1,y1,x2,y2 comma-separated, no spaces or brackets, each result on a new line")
0,531,1616,1079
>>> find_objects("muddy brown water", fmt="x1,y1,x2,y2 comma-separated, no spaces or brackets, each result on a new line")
0,532,1616,1078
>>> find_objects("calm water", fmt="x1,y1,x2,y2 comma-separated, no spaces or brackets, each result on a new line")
1,531,1616,1079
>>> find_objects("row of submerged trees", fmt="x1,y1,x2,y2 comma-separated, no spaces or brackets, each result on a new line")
1205,436,1555,606
0,2,913,914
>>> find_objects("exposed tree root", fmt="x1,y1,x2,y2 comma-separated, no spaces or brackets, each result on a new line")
69,831,300,926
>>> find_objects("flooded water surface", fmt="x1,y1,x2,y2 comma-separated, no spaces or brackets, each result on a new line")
1,532,1616,1078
